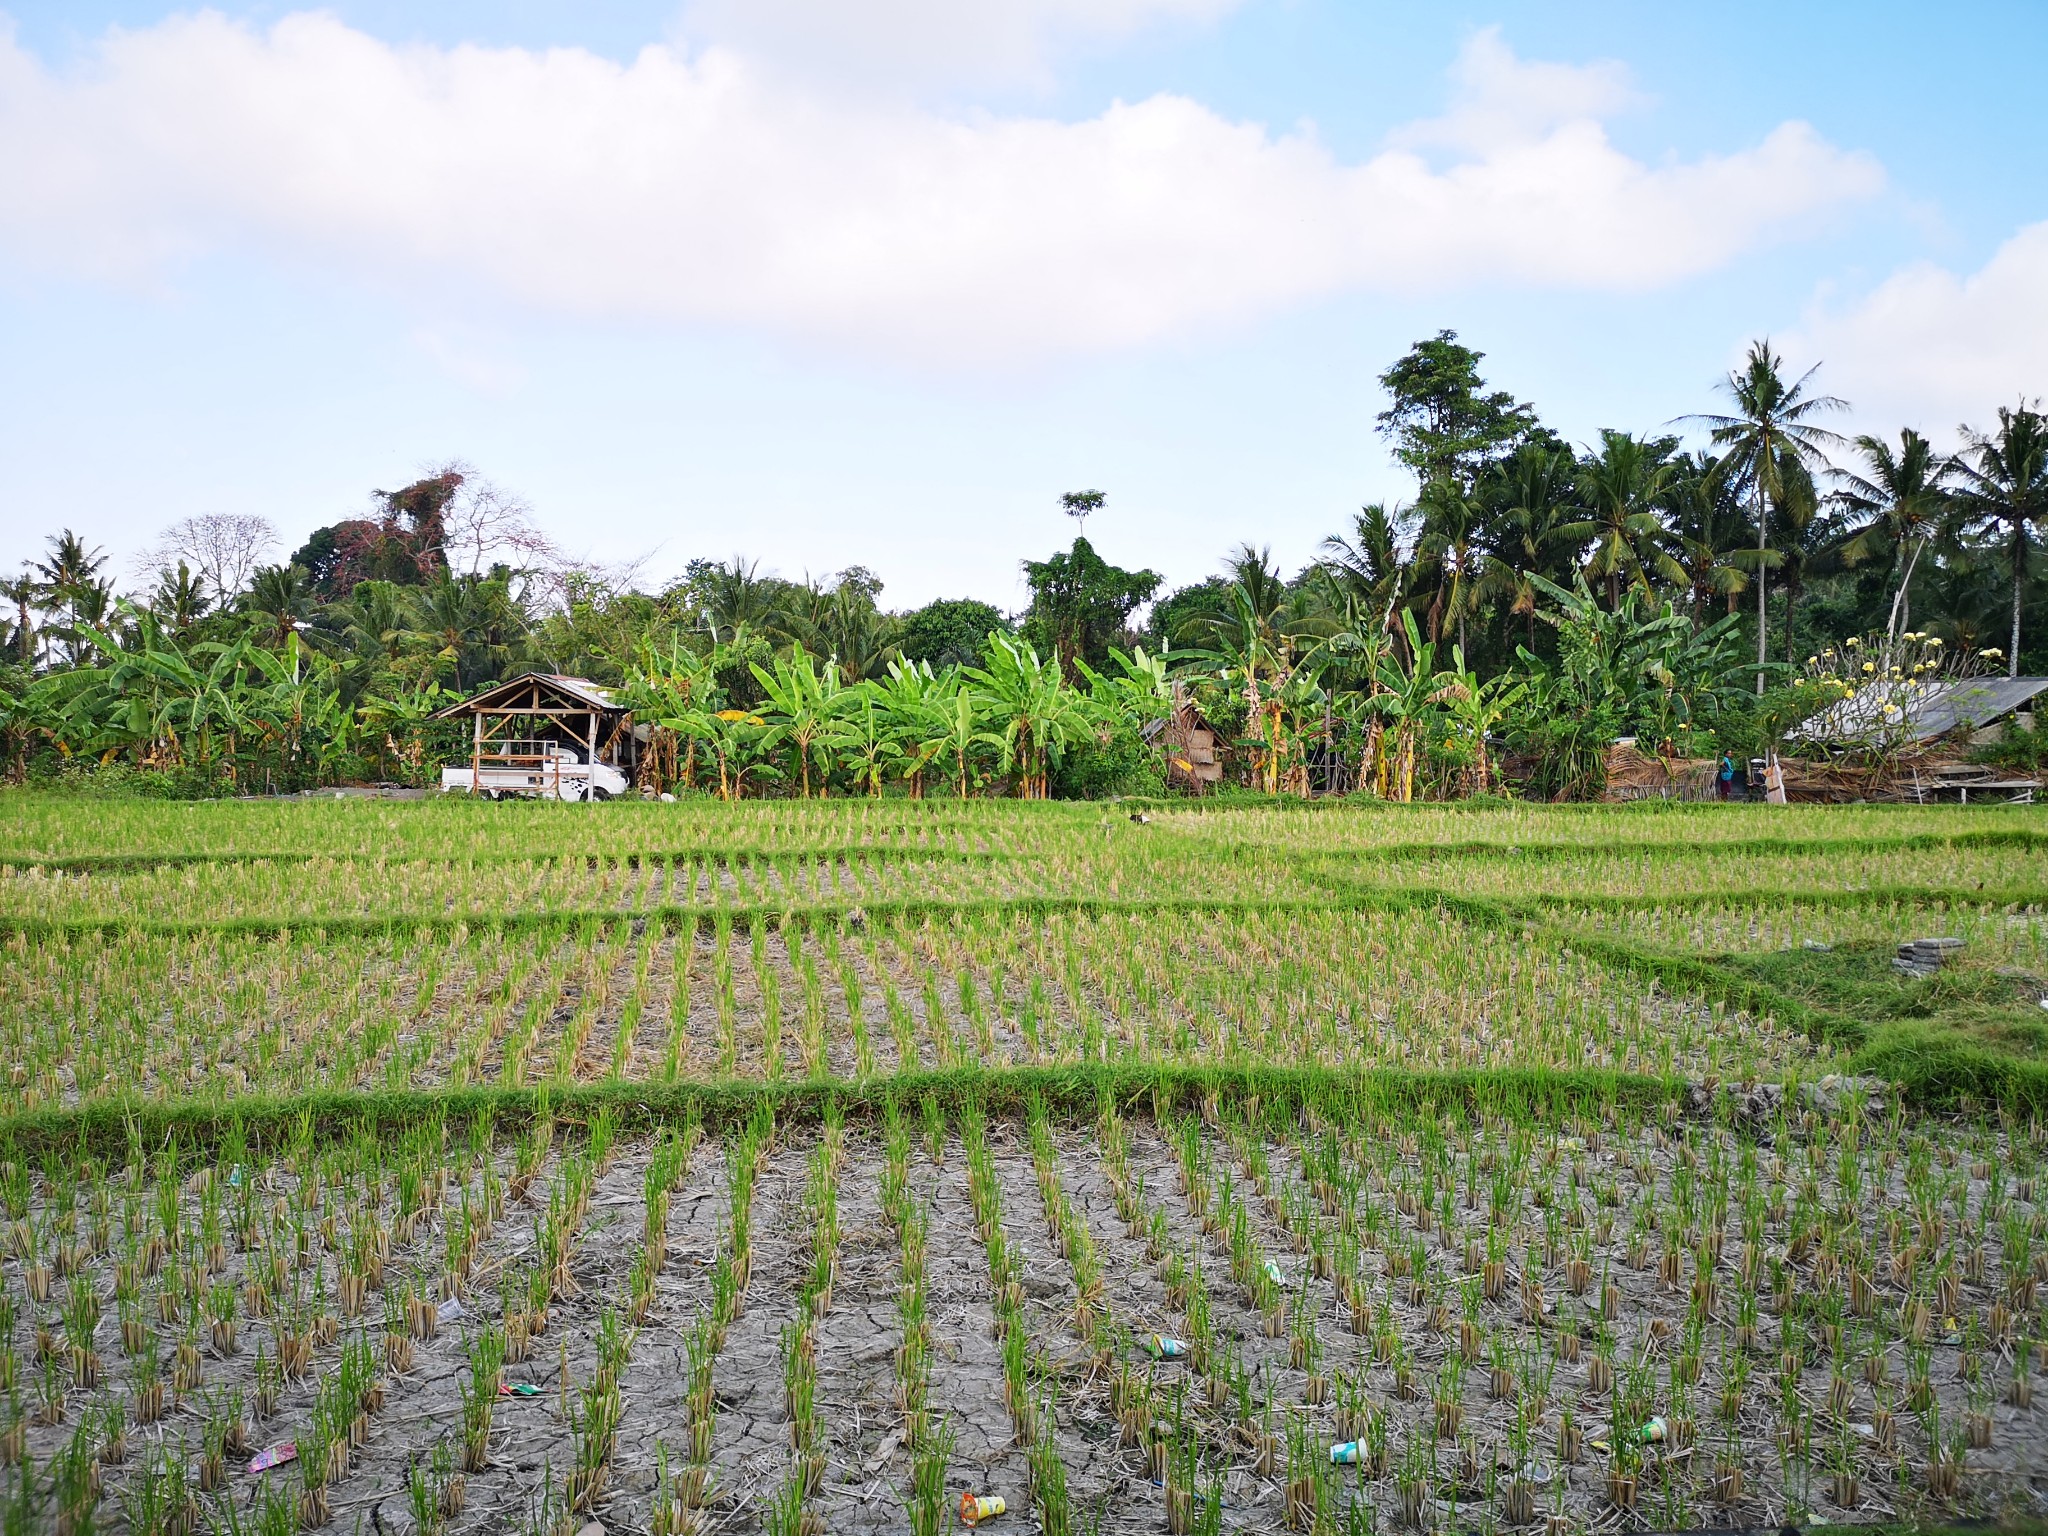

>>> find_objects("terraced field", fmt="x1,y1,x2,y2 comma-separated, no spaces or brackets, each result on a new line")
0,792,2045,1533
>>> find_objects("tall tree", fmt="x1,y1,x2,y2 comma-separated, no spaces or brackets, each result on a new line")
1413,478,1488,653
899,598,1006,669
1059,489,1105,538
1376,331,1539,491
1687,341,1846,691
1478,443,1583,649
1662,452,1750,630
1834,428,1954,643
293,468,464,599
138,514,278,607
29,529,110,666
1,576,35,666
1953,402,2048,676
1019,537,1160,682
1766,449,1840,666
147,562,211,637
1570,432,1683,611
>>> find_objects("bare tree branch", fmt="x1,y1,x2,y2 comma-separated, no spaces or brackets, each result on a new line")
438,476,559,578
134,514,279,605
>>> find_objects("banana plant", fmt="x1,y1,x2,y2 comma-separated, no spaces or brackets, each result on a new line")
1075,645,1172,720
357,677,457,782
872,658,947,798
965,635,1092,800
1525,573,1752,744
750,650,843,797
830,695,901,797
1433,646,1524,795
662,706,773,801
1365,611,1448,803
919,677,982,799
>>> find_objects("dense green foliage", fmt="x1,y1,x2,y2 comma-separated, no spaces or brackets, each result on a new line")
5,334,2043,800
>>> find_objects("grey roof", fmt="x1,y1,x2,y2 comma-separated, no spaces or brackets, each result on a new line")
1906,676,2048,741
432,673,624,719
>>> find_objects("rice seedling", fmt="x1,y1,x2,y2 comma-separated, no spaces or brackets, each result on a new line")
3,795,2046,1527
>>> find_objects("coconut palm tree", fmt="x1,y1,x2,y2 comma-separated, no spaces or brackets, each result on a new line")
1187,546,1322,794
1319,504,1412,641
1834,428,1955,643
147,563,211,637
330,579,422,667
1662,452,1750,630
29,529,109,666
2,576,36,666
693,557,783,645
1952,401,2048,677
1478,442,1583,649
1413,478,1488,652
409,569,531,691
244,563,316,652
811,584,903,685
1570,432,1684,610
1686,340,1846,691
1763,448,1842,666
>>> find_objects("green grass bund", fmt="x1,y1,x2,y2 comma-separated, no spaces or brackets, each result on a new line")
7,796,2045,1144
9,819,2041,873
0,1061,1678,1161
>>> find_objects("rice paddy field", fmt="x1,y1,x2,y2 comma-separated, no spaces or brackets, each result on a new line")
2,791,2047,1535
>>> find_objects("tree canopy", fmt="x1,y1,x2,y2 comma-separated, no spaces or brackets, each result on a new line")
7,335,2046,801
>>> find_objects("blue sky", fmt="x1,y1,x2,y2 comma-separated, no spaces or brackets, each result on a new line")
2,1,2044,611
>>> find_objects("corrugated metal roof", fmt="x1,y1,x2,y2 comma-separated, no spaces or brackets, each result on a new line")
1906,676,2048,740
539,675,621,710
432,673,625,719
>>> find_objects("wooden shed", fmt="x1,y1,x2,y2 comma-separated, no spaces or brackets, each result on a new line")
1143,691,1225,793
432,673,639,800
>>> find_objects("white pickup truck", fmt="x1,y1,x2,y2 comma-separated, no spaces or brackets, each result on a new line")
440,743,629,802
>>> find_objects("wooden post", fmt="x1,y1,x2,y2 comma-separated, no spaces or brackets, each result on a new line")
472,710,482,791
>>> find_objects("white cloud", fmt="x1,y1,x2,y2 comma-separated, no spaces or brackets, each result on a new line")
1392,25,1641,155
676,0,1243,92
0,15,1884,366
1791,222,2048,433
